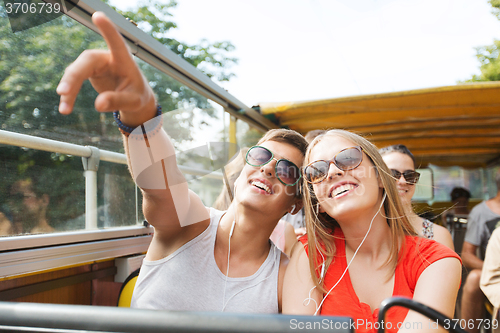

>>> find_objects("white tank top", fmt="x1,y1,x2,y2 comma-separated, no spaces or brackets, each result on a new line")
131,208,281,313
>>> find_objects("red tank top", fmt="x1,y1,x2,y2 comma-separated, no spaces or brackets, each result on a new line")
299,229,460,333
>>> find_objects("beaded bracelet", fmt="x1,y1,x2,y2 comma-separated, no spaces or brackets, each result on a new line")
113,105,163,137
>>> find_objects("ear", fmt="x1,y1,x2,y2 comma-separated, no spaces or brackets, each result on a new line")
318,204,325,213
289,199,303,215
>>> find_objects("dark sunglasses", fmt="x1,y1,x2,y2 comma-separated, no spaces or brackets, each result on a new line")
390,169,420,185
304,146,364,184
245,146,301,186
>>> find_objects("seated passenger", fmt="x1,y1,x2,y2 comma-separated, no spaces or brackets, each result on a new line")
9,178,55,235
444,187,471,228
57,12,306,313
480,228,500,333
213,148,297,257
380,144,454,250
461,170,500,333
283,130,461,333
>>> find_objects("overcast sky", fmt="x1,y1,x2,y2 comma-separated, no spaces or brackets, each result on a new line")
110,0,500,108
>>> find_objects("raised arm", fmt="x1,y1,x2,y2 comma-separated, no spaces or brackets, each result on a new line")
57,12,209,247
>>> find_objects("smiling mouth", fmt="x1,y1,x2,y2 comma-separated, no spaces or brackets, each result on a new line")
330,184,358,198
251,180,272,194
397,187,408,194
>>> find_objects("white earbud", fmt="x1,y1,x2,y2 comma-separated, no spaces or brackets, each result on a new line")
291,204,296,213
229,219,236,238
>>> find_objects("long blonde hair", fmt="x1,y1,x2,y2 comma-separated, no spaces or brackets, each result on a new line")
303,129,416,292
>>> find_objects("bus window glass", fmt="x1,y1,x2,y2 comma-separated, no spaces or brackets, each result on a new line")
136,58,227,207
413,168,433,201
485,166,500,199
430,165,485,201
89,161,142,229
0,146,85,236
1,8,230,233
236,120,261,148
0,10,130,151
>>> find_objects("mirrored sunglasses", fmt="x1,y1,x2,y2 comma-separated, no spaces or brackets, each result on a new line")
304,146,364,184
245,146,301,186
391,169,420,185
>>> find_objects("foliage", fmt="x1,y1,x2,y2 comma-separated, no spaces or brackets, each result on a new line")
0,0,237,230
116,0,237,83
461,0,500,82
464,40,500,82
238,127,263,148
490,0,500,20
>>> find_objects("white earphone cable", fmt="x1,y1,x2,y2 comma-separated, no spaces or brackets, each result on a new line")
310,192,387,315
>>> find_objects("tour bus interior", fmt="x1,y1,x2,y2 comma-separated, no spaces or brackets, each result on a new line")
0,0,499,332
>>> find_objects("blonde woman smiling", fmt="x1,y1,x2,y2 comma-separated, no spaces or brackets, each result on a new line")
283,130,461,333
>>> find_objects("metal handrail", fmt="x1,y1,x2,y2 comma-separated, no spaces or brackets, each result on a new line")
377,297,468,333
0,130,223,179
0,129,126,164
0,302,354,333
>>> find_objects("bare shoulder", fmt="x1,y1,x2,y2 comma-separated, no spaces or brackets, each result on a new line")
279,252,290,275
432,223,454,250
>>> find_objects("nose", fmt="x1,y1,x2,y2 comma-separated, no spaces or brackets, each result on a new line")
395,173,406,185
326,161,343,180
260,158,278,178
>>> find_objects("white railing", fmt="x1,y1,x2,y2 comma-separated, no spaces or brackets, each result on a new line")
0,129,225,277
0,129,223,229
0,0,248,278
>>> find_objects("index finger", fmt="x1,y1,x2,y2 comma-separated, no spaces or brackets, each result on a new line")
92,12,133,64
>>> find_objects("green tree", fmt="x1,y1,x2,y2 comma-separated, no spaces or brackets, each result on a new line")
0,0,237,150
0,0,237,229
462,0,500,82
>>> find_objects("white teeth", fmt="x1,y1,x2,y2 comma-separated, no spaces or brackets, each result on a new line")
251,180,271,194
332,184,356,197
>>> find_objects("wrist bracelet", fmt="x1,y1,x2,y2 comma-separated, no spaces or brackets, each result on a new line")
113,105,163,136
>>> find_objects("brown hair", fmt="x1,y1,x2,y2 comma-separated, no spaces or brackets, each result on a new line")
257,128,308,157
379,144,417,169
214,129,308,209
258,129,308,197
303,129,416,292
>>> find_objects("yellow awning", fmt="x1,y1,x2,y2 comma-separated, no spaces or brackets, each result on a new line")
259,82,500,168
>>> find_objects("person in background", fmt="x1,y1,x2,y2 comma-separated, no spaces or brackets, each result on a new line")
443,187,471,255
57,12,307,313
443,187,471,228
461,170,500,333
480,227,500,333
283,130,461,333
380,144,454,250
283,129,326,238
213,148,297,257
9,178,55,235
